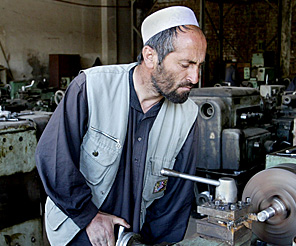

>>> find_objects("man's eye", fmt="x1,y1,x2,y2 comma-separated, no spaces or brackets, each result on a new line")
181,64,189,68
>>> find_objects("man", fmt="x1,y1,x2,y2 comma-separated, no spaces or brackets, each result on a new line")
225,58,239,86
35,6,207,246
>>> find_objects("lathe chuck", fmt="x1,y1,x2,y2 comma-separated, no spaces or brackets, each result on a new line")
242,163,296,245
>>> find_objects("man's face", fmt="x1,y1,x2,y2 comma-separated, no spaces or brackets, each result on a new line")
151,27,207,104
151,62,193,103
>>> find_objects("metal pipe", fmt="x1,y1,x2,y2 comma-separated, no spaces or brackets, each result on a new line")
160,168,220,186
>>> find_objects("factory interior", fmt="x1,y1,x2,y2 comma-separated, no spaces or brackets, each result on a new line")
1,0,296,245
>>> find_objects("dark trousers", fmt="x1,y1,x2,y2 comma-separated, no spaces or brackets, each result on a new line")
67,229,92,246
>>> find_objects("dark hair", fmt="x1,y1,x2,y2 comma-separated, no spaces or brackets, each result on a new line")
137,25,190,64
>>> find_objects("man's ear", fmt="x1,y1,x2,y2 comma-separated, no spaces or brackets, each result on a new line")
142,46,158,69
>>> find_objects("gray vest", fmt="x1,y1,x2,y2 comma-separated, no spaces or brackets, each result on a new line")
44,63,198,246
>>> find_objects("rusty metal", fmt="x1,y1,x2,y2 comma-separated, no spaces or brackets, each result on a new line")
0,112,52,246
194,198,253,245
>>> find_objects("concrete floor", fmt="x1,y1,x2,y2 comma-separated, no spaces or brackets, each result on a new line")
184,216,197,240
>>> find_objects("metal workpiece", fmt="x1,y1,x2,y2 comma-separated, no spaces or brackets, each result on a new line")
242,163,296,245
257,197,286,222
160,168,220,186
257,207,275,222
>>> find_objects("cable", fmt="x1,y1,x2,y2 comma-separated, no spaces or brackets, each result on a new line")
52,0,129,8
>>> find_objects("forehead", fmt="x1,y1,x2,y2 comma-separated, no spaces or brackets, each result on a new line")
170,27,207,62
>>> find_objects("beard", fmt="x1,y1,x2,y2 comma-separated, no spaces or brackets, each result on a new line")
151,63,193,104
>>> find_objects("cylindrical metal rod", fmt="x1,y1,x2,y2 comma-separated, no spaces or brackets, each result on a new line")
160,168,220,186
257,197,287,222
257,207,276,222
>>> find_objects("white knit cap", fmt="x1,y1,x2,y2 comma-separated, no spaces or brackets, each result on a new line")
141,6,199,44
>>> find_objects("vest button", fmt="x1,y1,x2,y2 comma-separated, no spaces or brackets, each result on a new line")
92,151,99,157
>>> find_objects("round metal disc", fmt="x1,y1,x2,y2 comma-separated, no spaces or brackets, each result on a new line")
116,232,144,246
242,163,296,245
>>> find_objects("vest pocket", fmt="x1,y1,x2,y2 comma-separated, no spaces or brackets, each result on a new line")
80,128,120,185
142,157,174,202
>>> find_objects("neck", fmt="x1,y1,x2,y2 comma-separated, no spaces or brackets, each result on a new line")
133,65,163,113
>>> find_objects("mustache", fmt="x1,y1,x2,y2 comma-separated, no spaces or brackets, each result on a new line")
178,81,194,88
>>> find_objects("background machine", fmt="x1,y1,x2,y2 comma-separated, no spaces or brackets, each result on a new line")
2,85,296,245
115,86,296,246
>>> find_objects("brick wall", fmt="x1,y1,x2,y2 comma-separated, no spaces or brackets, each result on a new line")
185,1,295,84
290,2,296,78
150,1,296,83
203,1,280,84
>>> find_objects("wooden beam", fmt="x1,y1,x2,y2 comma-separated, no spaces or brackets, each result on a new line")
279,0,292,78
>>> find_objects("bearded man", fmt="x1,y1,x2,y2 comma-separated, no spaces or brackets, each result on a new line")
36,6,207,246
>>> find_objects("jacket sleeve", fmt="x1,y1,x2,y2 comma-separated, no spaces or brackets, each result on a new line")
35,72,98,229
140,118,199,244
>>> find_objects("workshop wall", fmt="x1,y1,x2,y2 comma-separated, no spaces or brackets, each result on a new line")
203,1,296,84
290,4,296,78
204,1,277,84
1,0,295,84
0,0,102,81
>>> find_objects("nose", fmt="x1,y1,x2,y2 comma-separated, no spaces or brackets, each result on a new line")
187,66,199,85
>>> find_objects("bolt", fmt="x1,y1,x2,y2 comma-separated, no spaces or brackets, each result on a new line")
246,197,251,204
254,142,260,148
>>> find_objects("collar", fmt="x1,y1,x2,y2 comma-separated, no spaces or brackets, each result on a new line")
129,67,164,117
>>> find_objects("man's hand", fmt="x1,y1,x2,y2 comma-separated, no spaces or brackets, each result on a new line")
86,211,130,246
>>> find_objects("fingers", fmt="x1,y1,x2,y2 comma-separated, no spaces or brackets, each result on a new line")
86,212,129,246
112,216,130,229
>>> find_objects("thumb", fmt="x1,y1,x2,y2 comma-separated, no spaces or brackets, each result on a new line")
112,216,130,229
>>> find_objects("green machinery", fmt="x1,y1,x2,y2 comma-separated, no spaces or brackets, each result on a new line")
0,111,51,246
